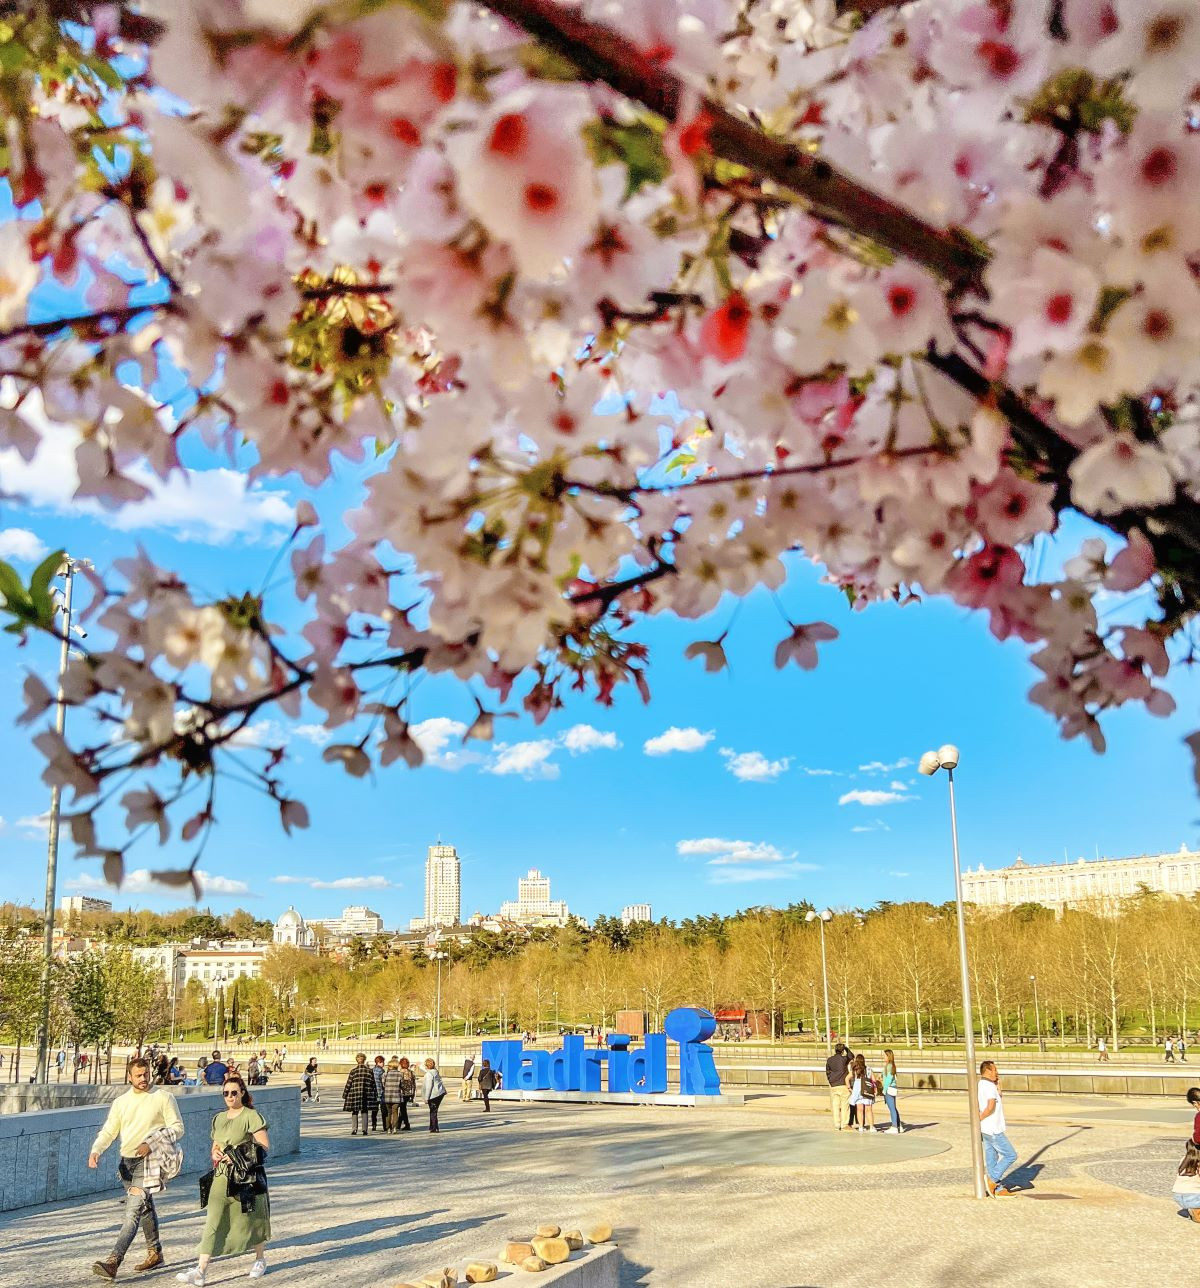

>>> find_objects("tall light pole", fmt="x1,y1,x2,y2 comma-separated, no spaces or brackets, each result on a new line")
425,929,446,1065
1030,974,1044,1054
212,974,228,1046
919,743,988,1201
35,559,81,1084
805,909,833,1053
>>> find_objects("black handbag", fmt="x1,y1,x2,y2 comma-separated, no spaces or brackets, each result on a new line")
198,1169,214,1209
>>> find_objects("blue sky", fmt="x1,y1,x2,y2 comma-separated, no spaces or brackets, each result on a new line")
1,432,1197,929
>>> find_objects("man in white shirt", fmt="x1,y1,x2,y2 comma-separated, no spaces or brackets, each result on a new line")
978,1059,1018,1196
87,1056,185,1279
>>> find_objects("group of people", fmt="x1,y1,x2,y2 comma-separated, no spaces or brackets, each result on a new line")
338,1053,498,1134
824,1043,904,1134
87,1056,271,1283
1164,1035,1190,1062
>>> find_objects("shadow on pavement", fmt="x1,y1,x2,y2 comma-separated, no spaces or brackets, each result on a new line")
267,1212,507,1275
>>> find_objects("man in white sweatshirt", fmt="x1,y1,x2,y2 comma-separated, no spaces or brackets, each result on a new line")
88,1056,185,1279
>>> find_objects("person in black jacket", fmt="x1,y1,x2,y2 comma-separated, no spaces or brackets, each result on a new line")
342,1054,377,1136
825,1043,852,1131
477,1059,497,1112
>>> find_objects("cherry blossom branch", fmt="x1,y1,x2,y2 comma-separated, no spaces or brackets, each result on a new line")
0,302,172,345
475,0,988,290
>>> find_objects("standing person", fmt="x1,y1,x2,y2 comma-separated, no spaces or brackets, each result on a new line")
247,1053,260,1086
56,1048,66,1079
174,1073,271,1285
422,1058,447,1133
342,1053,377,1136
1166,1035,1176,1063
301,1057,319,1104
460,1052,477,1102
1097,1034,1109,1062
397,1058,415,1131
1187,1086,1200,1146
1173,1140,1200,1222
87,1056,184,1279
204,1051,228,1086
825,1043,852,1132
848,1053,877,1133
477,1059,497,1113
381,1058,405,1133
986,1023,994,1045
1180,1035,1188,1063
370,1055,386,1132
881,1049,904,1133
978,1060,1019,1196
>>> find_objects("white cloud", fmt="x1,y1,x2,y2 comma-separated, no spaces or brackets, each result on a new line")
800,766,840,777
0,527,48,562
294,724,332,747
228,718,285,748
859,758,914,774
644,727,714,756
889,870,911,878
562,724,620,754
839,789,912,807
271,873,395,890
889,780,908,791
677,838,818,877
65,868,251,897
488,740,559,781
851,821,892,834
17,813,50,836
0,390,293,545
707,862,816,885
720,749,790,783
409,717,481,771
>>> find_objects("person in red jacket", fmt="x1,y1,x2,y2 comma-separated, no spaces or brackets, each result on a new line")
1187,1086,1200,1145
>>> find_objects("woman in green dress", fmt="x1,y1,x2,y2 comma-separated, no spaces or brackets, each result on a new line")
176,1073,271,1284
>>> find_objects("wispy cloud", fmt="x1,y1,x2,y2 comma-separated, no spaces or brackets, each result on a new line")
677,837,819,884
0,391,293,545
851,820,892,833
294,724,332,747
889,870,911,878
839,789,912,807
0,527,48,562
799,766,841,777
720,749,790,783
17,813,49,837
271,874,396,891
707,863,816,884
644,727,715,756
562,724,620,754
409,717,482,771
66,869,252,897
859,758,914,775
488,739,559,781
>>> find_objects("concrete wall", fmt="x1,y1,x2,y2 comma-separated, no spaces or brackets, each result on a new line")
0,1083,221,1116
0,1084,299,1212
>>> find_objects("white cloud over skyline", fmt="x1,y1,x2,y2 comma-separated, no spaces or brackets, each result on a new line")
677,837,819,883
859,758,914,775
66,869,252,897
839,789,912,807
272,874,395,891
720,748,790,782
644,727,715,756
562,724,620,754
488,739,560,781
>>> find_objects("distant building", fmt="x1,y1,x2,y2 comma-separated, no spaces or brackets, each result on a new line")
621,903,652,926
499,869,571,927
962,845,1200,914
60,895,112,918
130,941,266,995
273,906,317,948
312,905,385,937
411,843,461,931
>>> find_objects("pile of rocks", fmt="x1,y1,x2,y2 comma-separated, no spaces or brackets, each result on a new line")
395,1221,614,1286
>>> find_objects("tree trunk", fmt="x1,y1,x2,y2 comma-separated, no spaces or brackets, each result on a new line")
903,1008,910,1046
915,981,923,1050
1109,989,1119,1054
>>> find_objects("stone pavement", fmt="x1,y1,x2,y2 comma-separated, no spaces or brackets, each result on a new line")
0,1087,1197,1287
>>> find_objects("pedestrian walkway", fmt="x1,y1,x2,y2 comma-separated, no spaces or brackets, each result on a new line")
0,1090,1196,1286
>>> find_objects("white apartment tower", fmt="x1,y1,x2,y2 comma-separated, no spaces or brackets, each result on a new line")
424,843,461,928
499,868,570,927
621,903,652,926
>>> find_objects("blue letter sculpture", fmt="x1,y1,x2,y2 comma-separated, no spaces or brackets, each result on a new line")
482,1006,720,1098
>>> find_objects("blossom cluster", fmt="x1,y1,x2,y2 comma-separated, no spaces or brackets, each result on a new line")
1,0,1198,871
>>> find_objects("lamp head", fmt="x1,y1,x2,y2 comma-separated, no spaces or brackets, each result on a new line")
918,750,940,776
937,743,960,770
805,910,817,923
821,909,833,922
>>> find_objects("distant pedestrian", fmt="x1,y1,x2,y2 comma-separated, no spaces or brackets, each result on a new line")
1166,1036,1176,1063
174,1073,271,1284
1172,1139,1200,1222
397,1058,416,1129
301,1058,319,1103
881,1048,904,1133
56,1049,66,1078
460,1053,477,1102
986,1023,994,1045
204,1051,228,1086
381,1058,406,1133
1180,1036,1188,1063
1097,1035,1109,1062
825,1043,852,1132
978,1060,1019,1196
342,1054,377,1136
478,1059,497,1112
1187,1086,1200,1146
422,1058,447,1133
247,1054,260,1086
370,1055,386,1132
848,1053,877,1133
87,1056,184,1279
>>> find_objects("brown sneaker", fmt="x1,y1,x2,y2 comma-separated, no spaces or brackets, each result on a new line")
1189,1209,1200,1222
994,1185,1013,1196
985,1177,997,1197
92,1258,120,1280
133,1249,164,1272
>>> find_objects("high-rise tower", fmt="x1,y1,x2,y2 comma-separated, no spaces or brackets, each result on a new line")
423,842,461,928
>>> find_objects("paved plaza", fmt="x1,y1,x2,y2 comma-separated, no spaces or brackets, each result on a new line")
1,1086,1197,1287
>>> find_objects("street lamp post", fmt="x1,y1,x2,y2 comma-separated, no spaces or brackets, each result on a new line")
1030,974,1044,1054
805,909,834,1053
919,743,988,1201
212,975,228,1046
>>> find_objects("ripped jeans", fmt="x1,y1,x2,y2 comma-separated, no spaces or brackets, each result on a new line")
113,1156,160,1262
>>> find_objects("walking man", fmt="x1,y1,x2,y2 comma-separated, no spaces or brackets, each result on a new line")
477,1059,497,1112
87,1056,184,1279
1166,1036,1176,1063
825,1042,852,1132
1097,1034,1109,1062
460,1052,477,1102
978,1060,1019,1197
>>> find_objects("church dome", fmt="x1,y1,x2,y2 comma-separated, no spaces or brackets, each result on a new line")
276,906,304,928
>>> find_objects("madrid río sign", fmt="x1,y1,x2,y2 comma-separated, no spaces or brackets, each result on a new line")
482,1007,721,1096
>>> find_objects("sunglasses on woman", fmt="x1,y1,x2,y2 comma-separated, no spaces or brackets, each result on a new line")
223,1088,242,1098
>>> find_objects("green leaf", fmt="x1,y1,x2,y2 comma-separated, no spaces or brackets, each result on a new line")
28,549,65,629
584,118,670,199
0,559,32,614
